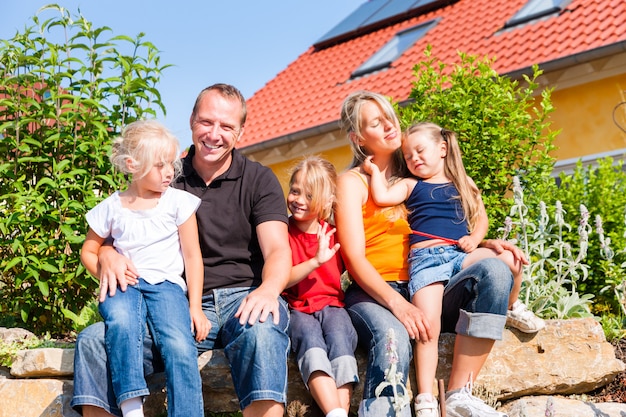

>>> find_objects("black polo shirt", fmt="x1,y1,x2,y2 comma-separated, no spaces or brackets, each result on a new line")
173,146,288,294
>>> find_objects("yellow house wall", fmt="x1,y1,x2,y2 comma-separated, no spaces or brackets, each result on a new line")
549,73,626,160
263,73,626,194
270,148,353,197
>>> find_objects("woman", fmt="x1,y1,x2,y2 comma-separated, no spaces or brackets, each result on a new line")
335,90,525,417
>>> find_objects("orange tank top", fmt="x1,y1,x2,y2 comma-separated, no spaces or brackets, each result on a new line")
351,171,409,282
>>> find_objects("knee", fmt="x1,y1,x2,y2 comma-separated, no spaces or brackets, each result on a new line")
157,325,195,349
76,322,105,350
243,319,289,351
474,258,514,297
99,304,134,328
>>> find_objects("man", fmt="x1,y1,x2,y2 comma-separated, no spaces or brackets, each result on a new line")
71,83,292,417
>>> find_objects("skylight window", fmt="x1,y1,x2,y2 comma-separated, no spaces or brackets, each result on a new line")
505,0,570,27
351,19,437,79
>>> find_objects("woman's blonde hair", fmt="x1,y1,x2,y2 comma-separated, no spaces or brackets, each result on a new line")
340,90,408,221
110,120,182,180
405,122,482,231
340,90,406,178
288,156,337,222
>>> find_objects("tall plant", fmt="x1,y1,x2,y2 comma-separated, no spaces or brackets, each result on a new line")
0,5,170,335
399,47,558,231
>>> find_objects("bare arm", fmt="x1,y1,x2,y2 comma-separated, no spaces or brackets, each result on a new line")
235,220,292,325
286,222,340,288
81,228,106,279
362,156,413,206
179,213,210,341
458,190,489,253
81,229,139,302
335,170,432,342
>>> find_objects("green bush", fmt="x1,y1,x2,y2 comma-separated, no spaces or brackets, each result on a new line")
0,5,170,336
501,158,626,324
548,158,626,315
399,47,558,231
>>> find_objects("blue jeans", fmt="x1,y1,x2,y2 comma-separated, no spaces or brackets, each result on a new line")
344,258,512,417
289,306,359,389
72,286,290,416
98,278,202,417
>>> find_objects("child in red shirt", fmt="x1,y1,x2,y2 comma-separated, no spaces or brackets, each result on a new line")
283,156,358,417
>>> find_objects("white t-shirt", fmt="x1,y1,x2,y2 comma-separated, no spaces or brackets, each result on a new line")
86,187,201,292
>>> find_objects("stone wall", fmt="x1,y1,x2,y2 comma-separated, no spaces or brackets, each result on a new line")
1,318,626,417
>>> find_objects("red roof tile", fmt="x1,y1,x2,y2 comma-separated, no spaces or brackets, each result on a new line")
241,0,626,149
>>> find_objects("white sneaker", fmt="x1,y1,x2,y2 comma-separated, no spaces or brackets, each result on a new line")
506,300,546,333
445,380,507,417
414,393,439,417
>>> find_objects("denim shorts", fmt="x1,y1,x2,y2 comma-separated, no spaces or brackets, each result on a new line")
408,245,467,297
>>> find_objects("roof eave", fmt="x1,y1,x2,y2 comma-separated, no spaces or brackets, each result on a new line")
240,40,626,156
239,120,341,155
504,40,626,79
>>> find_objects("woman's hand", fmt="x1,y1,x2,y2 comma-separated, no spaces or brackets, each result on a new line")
481,239,529,265
392,299,433,342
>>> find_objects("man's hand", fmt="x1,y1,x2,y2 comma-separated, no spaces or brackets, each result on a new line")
97,246,139,302
234,286,280,326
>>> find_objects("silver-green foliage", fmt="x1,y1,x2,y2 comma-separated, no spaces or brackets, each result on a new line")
0,5,170,335
500,177,594,319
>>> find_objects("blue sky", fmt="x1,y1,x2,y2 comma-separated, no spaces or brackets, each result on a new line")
1,1,364,148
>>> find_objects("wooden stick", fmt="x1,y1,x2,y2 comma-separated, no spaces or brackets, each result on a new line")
438,378,446,417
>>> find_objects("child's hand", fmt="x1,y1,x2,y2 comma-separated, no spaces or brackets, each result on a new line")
362,155,378,175
314,222,341,266
458,235,479,253
190,307,211,342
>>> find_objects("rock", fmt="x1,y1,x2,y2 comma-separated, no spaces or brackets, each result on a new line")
437,318,625,400
0,379,79,417
500,395,626,416
11,348,74,377
1,318,624,416
0,327,36,343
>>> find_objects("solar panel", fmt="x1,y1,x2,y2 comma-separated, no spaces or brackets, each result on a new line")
315,0,450,48
505,0,569,27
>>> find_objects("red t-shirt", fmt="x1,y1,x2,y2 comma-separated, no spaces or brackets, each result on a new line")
282,217,345,313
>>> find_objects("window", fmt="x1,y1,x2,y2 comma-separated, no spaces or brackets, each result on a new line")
351,20,437,78
505,0,570,27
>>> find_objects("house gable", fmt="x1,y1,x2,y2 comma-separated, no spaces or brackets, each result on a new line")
240,0,626,179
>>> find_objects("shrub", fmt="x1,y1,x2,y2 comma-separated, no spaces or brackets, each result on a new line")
552,158,626,309
399,47,558,231
0,5,170,335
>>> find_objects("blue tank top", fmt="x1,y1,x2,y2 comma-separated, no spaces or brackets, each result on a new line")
406,181,469,245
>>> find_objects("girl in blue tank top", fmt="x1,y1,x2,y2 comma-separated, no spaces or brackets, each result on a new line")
363,121,544,417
